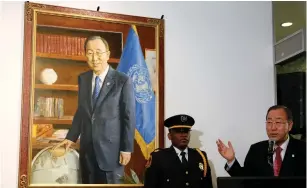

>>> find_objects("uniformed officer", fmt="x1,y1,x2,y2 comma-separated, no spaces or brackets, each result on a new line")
144,114,213,188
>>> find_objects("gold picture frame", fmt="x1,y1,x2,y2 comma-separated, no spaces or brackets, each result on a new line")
19,2,165,187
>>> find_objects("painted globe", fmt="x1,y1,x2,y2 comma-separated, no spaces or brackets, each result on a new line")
31,146,81,184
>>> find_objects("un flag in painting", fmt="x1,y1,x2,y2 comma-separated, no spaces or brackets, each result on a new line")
117,25,156,160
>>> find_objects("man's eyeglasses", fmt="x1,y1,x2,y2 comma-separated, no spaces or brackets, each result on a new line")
265,120,287,127
86,51,108,57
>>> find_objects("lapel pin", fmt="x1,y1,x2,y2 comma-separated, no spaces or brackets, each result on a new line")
292,154,295,158
107,82,110,86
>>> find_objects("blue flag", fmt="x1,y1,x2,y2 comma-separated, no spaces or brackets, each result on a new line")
117,25,156,160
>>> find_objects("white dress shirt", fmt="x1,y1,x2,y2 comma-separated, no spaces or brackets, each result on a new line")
226,135,290,170
91,65,130,154
173,146,189,162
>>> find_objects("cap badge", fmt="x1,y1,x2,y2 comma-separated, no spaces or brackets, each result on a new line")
181,115,187,122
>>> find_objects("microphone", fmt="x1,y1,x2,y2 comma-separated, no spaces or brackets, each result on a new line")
268,140,275,154
267,139,275,167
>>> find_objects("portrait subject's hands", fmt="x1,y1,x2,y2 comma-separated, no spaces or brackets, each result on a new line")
216,139,235,163
51,139,74,157
119,152,131,166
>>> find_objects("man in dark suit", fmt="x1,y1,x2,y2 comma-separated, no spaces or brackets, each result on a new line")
53,36,136,184
144,114,213,188
216,105,306,177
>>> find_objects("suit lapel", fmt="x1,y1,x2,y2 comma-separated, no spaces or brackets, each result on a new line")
188,148,205,173
92,68,115,112
188,148,194,168
169,146,184,167
82,71,93,115
280,137,295,176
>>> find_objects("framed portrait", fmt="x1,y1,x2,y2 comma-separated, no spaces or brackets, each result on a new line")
19,2,164,188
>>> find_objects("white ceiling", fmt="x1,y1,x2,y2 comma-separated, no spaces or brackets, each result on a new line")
273,1,306,43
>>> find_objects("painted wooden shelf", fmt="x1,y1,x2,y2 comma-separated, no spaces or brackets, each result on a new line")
35,84,78,91
36,52,120,63
33,116,73,124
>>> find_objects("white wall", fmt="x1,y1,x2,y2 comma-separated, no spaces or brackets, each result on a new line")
0,1,275,188
0,1,3,187
0,0,2,181
1,2,25,188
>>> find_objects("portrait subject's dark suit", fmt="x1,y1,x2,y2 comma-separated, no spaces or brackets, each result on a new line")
225,136,306,177
66,67,136,184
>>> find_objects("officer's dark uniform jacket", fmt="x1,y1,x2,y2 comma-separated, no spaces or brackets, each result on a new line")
144,146,213,188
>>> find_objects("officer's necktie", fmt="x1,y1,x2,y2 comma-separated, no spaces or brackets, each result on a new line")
273,146,282,176
180,151,188,166
92,76,101,105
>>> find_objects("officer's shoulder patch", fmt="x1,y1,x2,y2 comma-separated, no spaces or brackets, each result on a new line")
151,148,163,154
145,148,162,168
154,148,161,152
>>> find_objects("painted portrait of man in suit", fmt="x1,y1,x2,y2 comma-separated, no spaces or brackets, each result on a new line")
53,36,136,184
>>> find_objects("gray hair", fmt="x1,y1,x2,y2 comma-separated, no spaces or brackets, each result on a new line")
266,105,293,121
84,36,110,51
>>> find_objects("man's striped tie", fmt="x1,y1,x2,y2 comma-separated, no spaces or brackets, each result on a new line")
92,76,101,105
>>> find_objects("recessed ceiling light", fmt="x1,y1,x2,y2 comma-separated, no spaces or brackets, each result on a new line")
281,22,293,27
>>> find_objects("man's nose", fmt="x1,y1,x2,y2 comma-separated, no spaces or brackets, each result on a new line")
271,123,278,130
93,54,98,61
